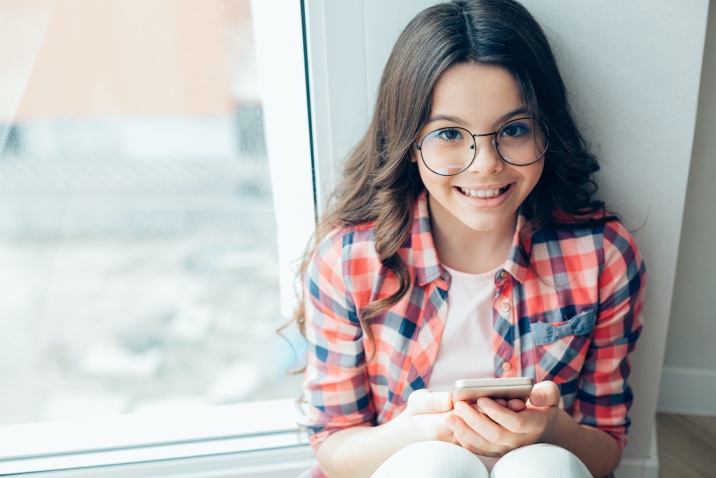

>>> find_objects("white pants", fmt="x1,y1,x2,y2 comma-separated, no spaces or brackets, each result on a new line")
370,441,592,478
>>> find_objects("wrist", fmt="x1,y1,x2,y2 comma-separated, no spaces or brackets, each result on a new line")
387,409,418,445
539,406,573,446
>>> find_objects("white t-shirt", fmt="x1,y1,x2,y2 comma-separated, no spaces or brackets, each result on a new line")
426,264,501,471
426,265,498,392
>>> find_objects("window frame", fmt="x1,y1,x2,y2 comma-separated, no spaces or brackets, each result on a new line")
0,400,312,476
0,0,315,475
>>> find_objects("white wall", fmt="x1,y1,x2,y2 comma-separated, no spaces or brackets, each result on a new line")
304,0,710,474
514,1,709,463
658,2,716,416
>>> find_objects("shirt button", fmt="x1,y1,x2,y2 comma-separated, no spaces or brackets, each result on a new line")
500,302,511,313
502,362,512,372
497,270,507,281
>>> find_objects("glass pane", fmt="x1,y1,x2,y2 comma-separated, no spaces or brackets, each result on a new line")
0,0,303,425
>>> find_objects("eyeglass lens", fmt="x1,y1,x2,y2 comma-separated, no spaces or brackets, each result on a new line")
419,117,547,175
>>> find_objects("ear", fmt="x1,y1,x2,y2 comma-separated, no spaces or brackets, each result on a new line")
409,143,418,163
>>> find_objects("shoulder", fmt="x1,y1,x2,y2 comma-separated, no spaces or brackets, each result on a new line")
315,221,379,259
600,219,641,256
554,212,643,266
310,221,383,283
547,210,638,245
600,219,646,288
533,213,644,270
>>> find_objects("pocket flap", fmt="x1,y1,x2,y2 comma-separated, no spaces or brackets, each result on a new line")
531,308,596,345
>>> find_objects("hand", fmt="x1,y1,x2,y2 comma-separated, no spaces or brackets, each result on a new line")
491,398,528,412
446,380,561,457
396,389,458,444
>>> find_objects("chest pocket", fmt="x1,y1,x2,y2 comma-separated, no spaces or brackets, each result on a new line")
531,309,596,345
530,308,596,387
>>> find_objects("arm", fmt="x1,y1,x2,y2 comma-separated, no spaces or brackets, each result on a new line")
543,403,622,477
317,390,456,478
301,232,457,477
301,231,375,452
571,221,645,450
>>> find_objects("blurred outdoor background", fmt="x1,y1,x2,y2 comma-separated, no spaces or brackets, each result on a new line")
0,0,304,425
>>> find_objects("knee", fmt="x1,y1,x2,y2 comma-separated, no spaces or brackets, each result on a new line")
491,444,590,478
371,441,488,478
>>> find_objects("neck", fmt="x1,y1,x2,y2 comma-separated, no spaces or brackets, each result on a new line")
429,201,517,275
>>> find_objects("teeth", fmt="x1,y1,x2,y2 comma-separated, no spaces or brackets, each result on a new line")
460,187,505,198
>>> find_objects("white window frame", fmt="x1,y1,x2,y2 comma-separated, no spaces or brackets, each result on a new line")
0,0,316,476
0,400,313,477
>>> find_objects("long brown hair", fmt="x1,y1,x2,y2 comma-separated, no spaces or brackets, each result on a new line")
293,0,606,348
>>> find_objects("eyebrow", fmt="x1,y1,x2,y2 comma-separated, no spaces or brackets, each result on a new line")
426,106,529,128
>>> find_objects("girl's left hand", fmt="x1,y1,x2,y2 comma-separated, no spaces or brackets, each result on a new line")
446,380,562,457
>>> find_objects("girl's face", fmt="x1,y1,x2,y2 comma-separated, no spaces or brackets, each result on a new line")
411,62,544,239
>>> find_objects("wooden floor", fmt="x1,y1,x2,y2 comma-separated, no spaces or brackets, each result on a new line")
656,412,716,478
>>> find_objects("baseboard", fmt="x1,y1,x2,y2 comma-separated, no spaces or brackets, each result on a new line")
616,425,659,478
658,366,716,415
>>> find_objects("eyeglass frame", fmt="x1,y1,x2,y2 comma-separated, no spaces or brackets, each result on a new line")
413,116,549,176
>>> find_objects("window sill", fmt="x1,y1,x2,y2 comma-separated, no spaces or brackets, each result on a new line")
0,399,313,477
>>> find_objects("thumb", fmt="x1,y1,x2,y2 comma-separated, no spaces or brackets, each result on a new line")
407,389,453,414
528,380,561,408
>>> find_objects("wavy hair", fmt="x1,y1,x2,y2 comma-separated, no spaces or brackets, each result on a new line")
293,0,608,346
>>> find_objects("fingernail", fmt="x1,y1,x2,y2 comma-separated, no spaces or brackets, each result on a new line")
454,402,467,415
477,398,491,410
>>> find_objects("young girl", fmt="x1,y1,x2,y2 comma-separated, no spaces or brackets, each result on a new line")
296,1,645,477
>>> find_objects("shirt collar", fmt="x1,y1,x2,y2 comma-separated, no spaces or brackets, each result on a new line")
504,206,532,284
410,190,444,286
409,190,532,286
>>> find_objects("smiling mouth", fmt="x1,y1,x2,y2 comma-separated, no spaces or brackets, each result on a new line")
458,184,512,199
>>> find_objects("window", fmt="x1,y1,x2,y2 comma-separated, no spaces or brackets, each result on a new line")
0,1,314,473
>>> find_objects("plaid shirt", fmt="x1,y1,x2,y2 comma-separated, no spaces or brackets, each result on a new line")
302,190,645,457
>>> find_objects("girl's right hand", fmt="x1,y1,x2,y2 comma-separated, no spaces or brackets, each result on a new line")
396,389,458,444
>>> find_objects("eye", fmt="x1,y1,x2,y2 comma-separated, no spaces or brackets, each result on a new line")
500,121,531,138
433,128,464,142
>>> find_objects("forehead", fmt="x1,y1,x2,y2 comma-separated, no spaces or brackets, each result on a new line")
429,62,524,126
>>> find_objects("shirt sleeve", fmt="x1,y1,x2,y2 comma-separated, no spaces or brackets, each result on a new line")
300,229,375,451
572,220,646,450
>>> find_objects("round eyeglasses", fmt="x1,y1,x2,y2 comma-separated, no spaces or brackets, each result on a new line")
414,117,549,176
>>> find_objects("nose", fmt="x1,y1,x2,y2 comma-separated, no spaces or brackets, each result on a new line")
467,133,504,175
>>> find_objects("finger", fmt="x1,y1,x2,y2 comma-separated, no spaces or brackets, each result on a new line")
447,413,500,457
468,400,487,415
474,397,526,435
506,398,526,412
464,398,510,415
463,398,494,417
408,389,453,414
454,400,510,444
468,400,496,416
528,381,561,408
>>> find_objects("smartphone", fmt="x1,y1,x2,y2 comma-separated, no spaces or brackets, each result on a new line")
452,377,534,402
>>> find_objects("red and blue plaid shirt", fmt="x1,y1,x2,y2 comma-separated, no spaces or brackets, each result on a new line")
302,190,645,455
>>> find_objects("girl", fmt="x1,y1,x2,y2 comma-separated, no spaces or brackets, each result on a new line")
296,1,645,477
